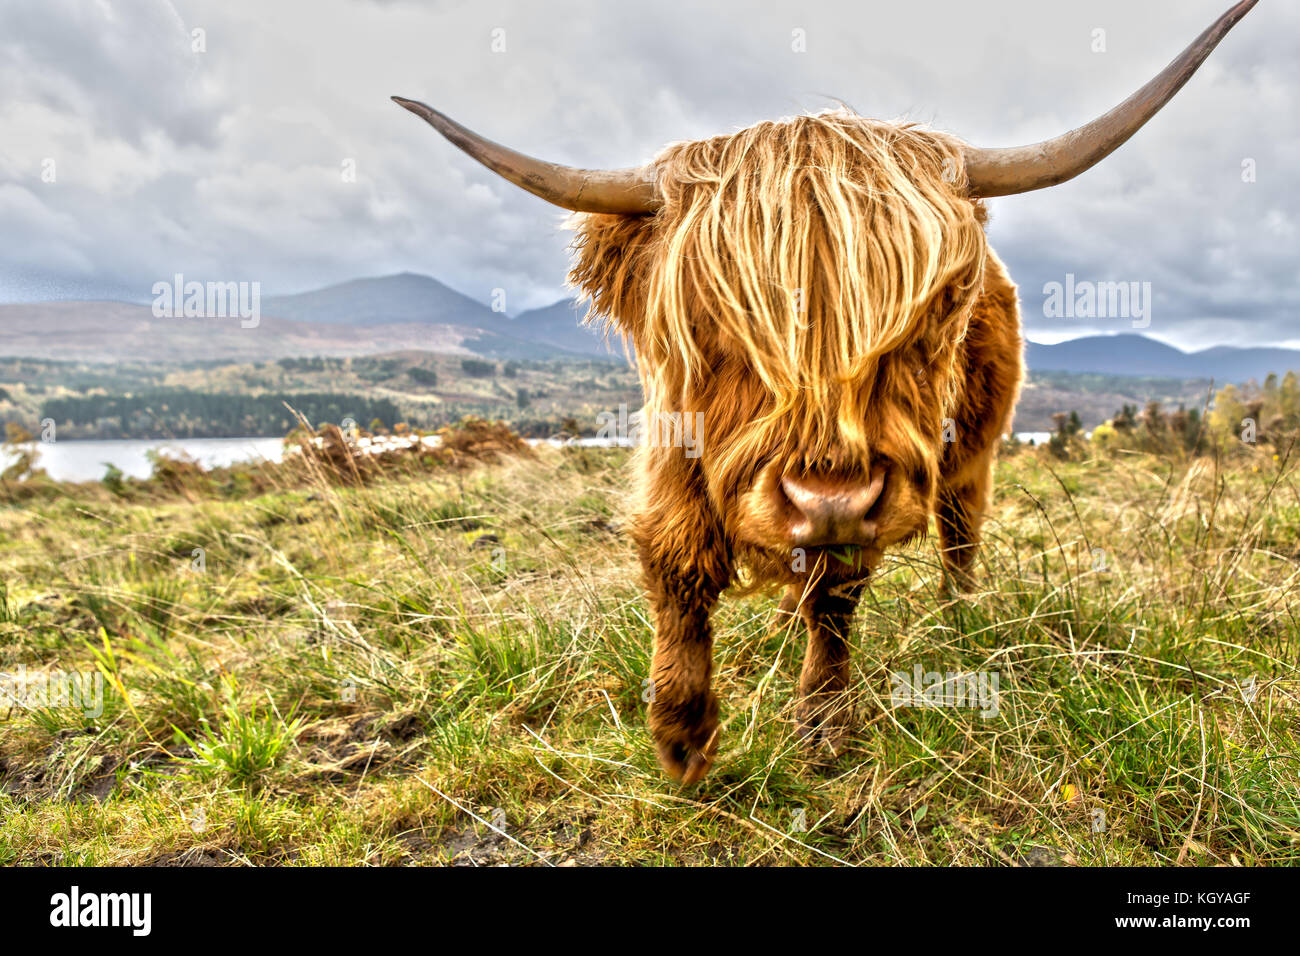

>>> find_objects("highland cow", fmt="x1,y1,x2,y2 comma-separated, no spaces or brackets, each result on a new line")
395,2,1258,783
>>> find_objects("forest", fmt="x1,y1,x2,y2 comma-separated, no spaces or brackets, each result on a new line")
39,389,401,440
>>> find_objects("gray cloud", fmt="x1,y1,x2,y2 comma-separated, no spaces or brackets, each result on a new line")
0,0,1294,347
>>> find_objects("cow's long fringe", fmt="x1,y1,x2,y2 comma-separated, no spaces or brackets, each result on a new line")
570,110,988,480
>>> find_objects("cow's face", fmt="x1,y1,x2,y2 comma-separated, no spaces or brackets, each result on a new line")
570,115,989,574
711,345,953,566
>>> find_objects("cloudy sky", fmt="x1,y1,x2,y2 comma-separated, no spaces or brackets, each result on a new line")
1,0,1295,348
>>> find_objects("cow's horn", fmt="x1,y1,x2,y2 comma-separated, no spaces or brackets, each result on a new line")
963,0,1259,198
391,96,660,214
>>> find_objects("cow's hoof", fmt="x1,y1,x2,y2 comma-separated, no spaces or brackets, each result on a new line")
649,689,719,784
795,698,851,760
940,570,976,601
654,726,719,785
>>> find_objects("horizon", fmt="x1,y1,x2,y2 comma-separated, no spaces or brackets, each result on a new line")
4,269,1298,354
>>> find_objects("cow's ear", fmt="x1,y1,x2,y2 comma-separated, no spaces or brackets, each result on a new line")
568,212,657,339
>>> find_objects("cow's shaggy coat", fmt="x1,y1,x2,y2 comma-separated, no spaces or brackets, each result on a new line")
570,112,1023,781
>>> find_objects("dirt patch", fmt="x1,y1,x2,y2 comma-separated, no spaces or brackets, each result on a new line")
0,757,46,801
1014,844,1071,867
2,741,196,805
429,810,605,867
77,754,120,803
145,847,227,867
296,712,425,782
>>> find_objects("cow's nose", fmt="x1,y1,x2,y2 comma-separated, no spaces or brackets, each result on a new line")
779,469,886,546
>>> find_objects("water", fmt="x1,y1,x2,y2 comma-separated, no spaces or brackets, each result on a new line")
6,432,1052,483
5,437,285,483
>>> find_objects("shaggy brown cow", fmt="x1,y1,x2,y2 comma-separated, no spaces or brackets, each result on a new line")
395,2,1258,783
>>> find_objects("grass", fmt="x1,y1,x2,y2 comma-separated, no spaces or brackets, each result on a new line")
0,441,1297,866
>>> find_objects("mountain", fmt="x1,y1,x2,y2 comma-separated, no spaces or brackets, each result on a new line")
1026,334,1300,382
0,300,473,363
0,277,621,363
261,277,624,362
4,274,1298,380
261,273,503,328
505,298,627,362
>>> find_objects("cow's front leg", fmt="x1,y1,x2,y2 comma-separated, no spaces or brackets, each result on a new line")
794,581,863,757
936,452,994,597
644,564,725,783
636,484,732,784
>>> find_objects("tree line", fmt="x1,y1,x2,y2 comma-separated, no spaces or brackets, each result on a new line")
1044,370,1300,459
41,389,401,440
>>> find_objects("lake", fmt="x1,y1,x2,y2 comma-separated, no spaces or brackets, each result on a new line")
6,433,1054,483
5,437,286,483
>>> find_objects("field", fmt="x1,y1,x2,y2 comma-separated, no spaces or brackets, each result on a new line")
1,438,1298,866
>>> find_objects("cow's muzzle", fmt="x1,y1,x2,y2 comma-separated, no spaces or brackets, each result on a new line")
778,469,886,547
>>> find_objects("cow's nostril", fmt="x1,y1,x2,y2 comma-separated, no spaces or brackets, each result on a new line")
779,469,886,546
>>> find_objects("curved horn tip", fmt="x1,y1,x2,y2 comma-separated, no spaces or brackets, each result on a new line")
391,95,436,118
389,95,660,214
964,0,1262,198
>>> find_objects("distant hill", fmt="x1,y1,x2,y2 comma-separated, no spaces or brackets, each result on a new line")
0,278,621,364
262,273,504,329
264,277,623,362
1027,334,1300,382
4,274,1299,382
505,298,626,362
0,300,473,363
